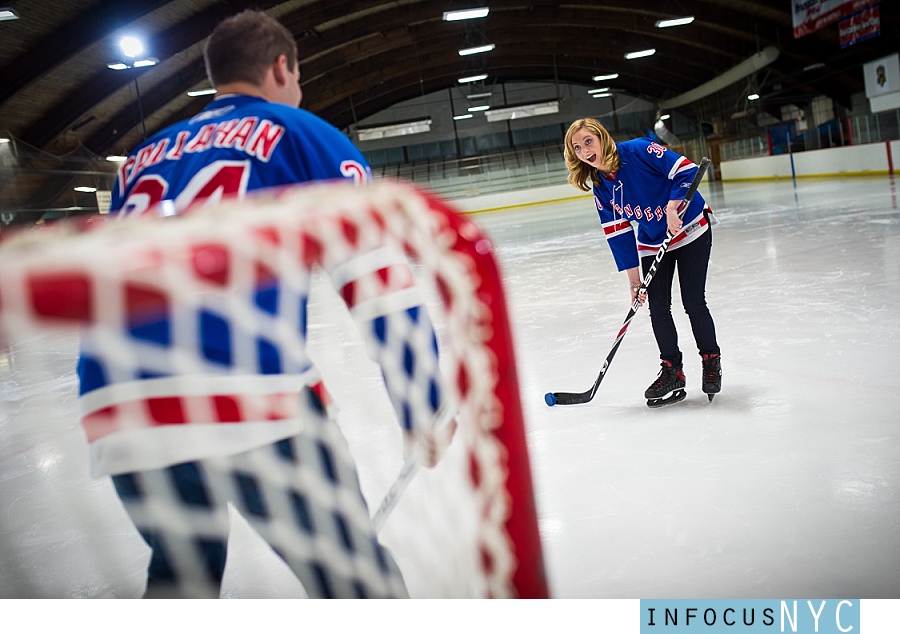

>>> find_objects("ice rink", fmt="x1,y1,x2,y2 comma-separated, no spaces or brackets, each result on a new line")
1,174,898,599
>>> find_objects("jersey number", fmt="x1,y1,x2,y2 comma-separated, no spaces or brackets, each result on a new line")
119,160,250,217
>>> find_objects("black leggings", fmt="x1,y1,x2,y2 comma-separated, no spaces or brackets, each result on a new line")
641,228,719,367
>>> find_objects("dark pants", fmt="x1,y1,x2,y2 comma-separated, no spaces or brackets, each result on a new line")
642,228,720,367
111,387,408,598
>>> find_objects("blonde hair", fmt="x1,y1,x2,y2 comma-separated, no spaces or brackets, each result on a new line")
564,118,620,192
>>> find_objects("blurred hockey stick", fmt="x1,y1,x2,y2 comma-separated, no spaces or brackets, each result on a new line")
545,157,711,406
371,455,418,532
371,404,457,532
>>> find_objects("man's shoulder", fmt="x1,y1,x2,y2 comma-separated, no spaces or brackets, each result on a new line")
232,100,334,130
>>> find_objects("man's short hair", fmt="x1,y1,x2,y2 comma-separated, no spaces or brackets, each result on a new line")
204,10,298,88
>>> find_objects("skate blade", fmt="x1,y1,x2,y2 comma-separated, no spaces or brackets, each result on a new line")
646,389,686,408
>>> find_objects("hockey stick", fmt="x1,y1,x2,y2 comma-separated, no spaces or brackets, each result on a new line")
371,454,418,532
545,157,711,406
370,405,457,532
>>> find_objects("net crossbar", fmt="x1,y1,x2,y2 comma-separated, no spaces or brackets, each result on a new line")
0,180,548,598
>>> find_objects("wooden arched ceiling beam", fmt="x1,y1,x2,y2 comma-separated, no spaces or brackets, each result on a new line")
18,0,283,150
1,0,895,157
0,0,170,108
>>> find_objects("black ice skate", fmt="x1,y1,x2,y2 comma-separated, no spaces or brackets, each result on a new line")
702,353,722,402
645,360,686,408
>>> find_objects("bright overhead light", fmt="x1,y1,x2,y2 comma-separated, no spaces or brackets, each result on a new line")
588,88,610,94
593,93,613,99
748,93,760,100
592,73,619,81
625,49,656,60
108,59,157,71
659,114,671,120
106,155,128,162
119,36,144,58
187,88,217,97
468,105,490,112
357,118,432,141
458,74,488,84
453,114,473,120
485,100,559,122
459,44,495,56
74,186,98,193
466,92,492,99
655,16,695,28
0,8,19,20
0,137,10,144
443,8,489,21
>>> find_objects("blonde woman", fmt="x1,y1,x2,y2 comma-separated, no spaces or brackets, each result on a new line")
564,118,721,407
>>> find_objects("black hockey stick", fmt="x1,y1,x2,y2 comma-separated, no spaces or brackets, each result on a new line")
545,157,711,406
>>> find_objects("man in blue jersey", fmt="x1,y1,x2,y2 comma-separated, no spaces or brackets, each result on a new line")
84,10,453,598
564,117,722,407
111,10,370,217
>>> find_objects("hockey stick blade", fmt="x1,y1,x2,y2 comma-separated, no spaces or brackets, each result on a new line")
545,158,710,407
546,387,594,406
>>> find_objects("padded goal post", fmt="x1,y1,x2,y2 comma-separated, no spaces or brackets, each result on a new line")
0,180,548,598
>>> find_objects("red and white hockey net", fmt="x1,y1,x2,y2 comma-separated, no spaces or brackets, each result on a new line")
0,180,548,598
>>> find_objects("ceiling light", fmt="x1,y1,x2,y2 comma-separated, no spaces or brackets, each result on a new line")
0,8,19,20
357,118,432,141
106,155,128,162
625,49,656,60
468,105,490,112
748,93,760,100
655,17,695,28
108,59,157,71
459,44,495,56
466,92,492,99
0,137,10,143
485,101,559,122
592,73,619,81
453,114,473,120
119,36,144,58
803,62,825,71
593,93,613,99
443,8,489,21
660,114,671,120
588,88,610,94
74,186,98,193
187,88,217,97
458,74,488,84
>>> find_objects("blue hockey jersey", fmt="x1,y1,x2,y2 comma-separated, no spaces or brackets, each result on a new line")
110,94,371,216
78,96,450,477
591,138,712,272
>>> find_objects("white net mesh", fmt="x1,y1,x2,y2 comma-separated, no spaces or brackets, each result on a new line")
0,180,547,598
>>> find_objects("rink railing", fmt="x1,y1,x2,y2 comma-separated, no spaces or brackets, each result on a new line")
370,144,570,200
719,107,900,162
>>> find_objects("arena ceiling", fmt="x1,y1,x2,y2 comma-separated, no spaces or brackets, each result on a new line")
0,0,897,160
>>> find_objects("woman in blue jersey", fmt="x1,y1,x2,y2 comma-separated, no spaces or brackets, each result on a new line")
564,117,722,407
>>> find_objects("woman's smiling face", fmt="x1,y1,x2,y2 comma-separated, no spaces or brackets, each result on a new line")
570,128,608,173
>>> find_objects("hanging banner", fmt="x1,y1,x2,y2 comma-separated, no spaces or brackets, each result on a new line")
863,53,900,113
838,2,880,48
792,0,874,38
792,0,845,38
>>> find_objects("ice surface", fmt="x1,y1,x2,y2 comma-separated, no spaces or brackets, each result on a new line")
2,176,898,599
